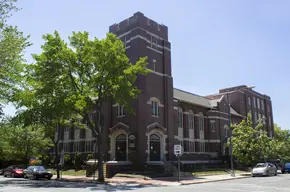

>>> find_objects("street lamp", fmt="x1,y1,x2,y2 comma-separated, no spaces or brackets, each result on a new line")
227,85,255,177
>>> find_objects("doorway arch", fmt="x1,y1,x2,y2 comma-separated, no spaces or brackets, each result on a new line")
115,134,127,161
149,134,161,161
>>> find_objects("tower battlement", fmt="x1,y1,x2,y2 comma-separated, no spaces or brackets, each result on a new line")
109,12,168,40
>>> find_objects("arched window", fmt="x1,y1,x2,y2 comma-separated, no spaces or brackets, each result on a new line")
188,110,194,130
198,112,204,131
178,108,183,128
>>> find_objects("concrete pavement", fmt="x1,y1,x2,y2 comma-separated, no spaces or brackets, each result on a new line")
58,173,250,186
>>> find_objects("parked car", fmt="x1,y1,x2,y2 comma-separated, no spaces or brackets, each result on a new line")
282,162,290,173
251,162,277,177
3,165,25,178
0,169,4,175
23,166,53,180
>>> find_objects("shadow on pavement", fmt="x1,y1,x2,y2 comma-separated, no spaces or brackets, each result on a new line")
0,178,152,191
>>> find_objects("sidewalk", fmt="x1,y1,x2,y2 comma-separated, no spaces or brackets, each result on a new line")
55,173,251,186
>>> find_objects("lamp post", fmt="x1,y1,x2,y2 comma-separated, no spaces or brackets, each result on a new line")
227,85,255,177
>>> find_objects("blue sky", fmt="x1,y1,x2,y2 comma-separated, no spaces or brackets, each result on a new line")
3,0,290,129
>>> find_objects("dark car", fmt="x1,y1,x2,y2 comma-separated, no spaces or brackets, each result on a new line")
3,165,25,178
23,166,53,180
282,162,290,173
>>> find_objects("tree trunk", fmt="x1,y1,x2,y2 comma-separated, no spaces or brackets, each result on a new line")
54,142,60,179
97,126,104,182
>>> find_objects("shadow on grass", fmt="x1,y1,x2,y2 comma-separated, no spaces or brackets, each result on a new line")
0,177,152,191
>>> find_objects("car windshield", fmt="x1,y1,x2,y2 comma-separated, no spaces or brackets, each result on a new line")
285,163,290,167
34,166,46,172
255,163,267,168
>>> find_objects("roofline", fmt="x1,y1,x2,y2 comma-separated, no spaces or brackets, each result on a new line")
173,88,207,99
173,97,213,109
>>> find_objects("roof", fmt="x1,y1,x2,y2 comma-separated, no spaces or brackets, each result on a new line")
173,88,212,108
173,88,243,117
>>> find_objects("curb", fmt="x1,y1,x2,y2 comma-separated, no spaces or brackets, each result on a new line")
54,178,109,185
180,176,251,185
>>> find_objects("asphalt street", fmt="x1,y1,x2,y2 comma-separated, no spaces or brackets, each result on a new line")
0,176,146,191
0,174,290,191
135,174,290,192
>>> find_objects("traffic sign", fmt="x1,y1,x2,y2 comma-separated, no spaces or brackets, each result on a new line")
174,144,182,155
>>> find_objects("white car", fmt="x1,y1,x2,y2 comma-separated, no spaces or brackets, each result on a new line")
252,162,277,177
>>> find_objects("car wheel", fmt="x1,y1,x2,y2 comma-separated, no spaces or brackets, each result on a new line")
47,177,52,180
3,174,6,177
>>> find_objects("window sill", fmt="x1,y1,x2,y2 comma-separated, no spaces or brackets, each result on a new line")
151,115,159,118
117,115,125,118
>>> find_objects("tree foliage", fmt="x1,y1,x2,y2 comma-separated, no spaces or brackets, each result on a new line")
231,114,290,166
0,0,30,100
266,124,290,162
14,30,149,181
230,114,270,165
0,115,50,163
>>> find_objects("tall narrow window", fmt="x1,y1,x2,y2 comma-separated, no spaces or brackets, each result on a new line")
178,108,183,128
117,105,124,117
198,114,204,131
248,97,251,105
253,97,256,107
199,142,205,152
261,101,264,110
268,105,271,112
151,101,159,117
151,35,158,49
257,98,260,109
188,111,194,129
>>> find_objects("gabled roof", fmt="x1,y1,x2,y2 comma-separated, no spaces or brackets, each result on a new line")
173,88,243,117
173,88,212,108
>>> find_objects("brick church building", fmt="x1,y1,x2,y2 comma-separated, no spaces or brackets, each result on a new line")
55,12,274,167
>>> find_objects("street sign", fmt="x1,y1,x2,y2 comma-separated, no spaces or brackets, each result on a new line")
174,144,182,155
174,144,182,183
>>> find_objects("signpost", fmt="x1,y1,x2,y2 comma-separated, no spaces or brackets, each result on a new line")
174,144,182,182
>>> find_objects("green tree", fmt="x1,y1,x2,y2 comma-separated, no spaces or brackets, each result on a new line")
230,114,270,166
30,31,149,182
266,124,290,162
0,0,30,101
0,115,50,163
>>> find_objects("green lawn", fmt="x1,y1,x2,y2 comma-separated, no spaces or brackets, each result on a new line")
48,169,86,176
192,169,247,176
